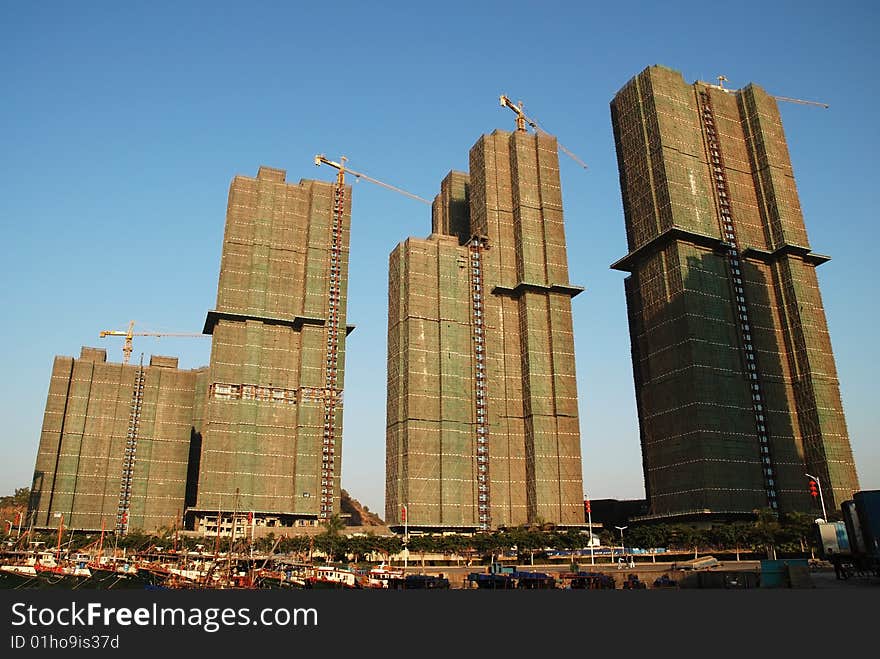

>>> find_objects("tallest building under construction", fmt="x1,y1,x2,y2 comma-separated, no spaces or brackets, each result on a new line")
611,65,860,521
386,128,585,530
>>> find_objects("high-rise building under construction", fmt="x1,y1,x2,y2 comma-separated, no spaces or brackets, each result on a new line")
610,65,860,521
28,348,206,534
191,166,351,531
28,166,351,534
386,129,585,530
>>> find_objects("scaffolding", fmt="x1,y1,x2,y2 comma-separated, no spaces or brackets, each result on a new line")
697,89,778,512
469,236,490,529
116,358,145,534
318,178,346,520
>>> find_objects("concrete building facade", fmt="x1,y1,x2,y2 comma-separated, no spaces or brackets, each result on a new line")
610,65,860,521
386,130,585,530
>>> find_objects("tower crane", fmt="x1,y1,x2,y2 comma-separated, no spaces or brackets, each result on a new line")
714,75,828,108
499,95,589,169
772,95,829,109
314,155,431,204
313,154,429,521
99,320,205,364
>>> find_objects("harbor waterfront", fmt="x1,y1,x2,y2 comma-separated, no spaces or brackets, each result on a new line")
3,542,876,590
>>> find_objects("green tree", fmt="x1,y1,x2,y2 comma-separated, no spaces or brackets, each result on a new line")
556,528,586,551
709,522,752,560
13,487,30,507
373,535,403,564
433,534,462,564
310,514,348,562
313,533,346,563
254,532,276,553
468,532,497,563
0,487,28,507
345,534,373,564
780,511,817,557
321,514,346,537
752,508,782,559
406,534,439,568
627,524,668,561
277,535,310,557
116,530,153,552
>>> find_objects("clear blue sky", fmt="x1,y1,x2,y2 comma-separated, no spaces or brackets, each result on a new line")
1,1,877,516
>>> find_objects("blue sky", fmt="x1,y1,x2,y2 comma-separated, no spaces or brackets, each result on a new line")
1,1,877,516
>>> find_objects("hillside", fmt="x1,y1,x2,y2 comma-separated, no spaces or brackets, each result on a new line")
0,487,28,534
340,489,385,526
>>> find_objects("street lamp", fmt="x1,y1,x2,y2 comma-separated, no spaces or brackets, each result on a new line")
805,473,827,522
614,526,627,564
584,495,594,566
401,504,408,571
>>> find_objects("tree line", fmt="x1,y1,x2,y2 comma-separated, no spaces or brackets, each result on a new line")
8,508,823,563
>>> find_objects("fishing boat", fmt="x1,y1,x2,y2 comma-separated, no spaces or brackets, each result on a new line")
467,571,516,589
305,565,361,589
254,563,309,589
397,574,450,589
365,563,405,589
0,549,92,589
82,556,154,589
34,551,92,588
0,559,41,589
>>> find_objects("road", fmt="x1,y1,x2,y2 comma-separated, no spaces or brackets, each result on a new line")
398,559,880,589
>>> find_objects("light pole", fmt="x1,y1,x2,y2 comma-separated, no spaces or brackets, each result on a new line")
584,495,594,566
402,504,408,572
615,526,627,565
805,473,827,522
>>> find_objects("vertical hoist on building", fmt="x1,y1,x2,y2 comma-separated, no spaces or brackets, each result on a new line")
499,94,589,169
696,89,778,512
314,155,428,521
468,237,491,529
116,354,145,535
